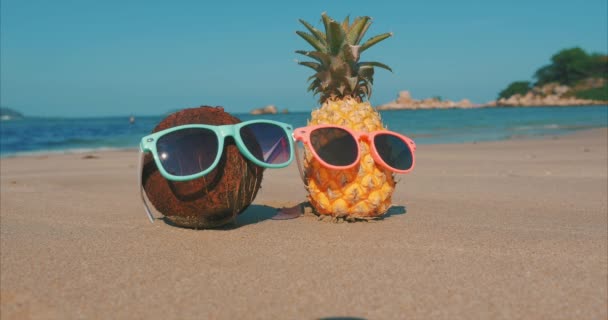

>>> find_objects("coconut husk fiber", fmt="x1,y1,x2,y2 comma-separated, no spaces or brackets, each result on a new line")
141,106,264,228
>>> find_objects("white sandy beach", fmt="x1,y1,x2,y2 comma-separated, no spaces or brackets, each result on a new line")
1,128,607,319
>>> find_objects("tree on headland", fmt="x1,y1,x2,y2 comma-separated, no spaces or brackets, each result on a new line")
534,47,606,86
498,47,608,101
498,81,531,100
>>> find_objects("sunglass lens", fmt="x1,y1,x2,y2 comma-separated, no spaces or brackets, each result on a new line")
310,127,358,166
240,123,291,165
156,128,219,176
373,134,413,170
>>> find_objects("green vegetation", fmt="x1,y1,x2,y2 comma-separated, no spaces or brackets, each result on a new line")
498,81,531,100
535,47,607,86
574,83,608,101
498,47,608,100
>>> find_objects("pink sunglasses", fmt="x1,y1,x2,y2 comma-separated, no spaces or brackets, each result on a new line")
293,125,416,173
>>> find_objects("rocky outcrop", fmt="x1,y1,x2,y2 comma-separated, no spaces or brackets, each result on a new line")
250,105,278,115
377,80,607,110
496,81,607,107
377,91,478,110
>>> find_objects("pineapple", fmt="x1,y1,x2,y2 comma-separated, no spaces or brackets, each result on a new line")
296,13,395,220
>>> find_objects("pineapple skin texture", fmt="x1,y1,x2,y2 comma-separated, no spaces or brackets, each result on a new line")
305,97,396,219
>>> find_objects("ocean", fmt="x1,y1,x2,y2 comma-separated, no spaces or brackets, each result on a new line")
1,105,607,157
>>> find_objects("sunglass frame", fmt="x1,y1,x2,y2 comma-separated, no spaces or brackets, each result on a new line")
140,120,295,182
293,125,416,174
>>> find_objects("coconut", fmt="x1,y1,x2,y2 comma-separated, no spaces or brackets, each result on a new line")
141,106,264,228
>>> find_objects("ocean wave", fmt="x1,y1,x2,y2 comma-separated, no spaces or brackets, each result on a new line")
0,146,138,159
513,124,558,131
42,137,119,147
1,105,606,155
512,123,595,131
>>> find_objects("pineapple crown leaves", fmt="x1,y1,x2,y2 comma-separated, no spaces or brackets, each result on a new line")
295,12,393,102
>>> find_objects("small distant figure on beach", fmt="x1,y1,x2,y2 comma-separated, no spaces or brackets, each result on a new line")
129,115,135,124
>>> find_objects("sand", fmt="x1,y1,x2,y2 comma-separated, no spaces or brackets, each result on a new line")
1,128,607,319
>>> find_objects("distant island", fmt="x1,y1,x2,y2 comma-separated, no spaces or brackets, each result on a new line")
494,47,607,107
377,47,607,110
377,91,477,110
250,105,289,115
0,107,25,121
377,79,606,110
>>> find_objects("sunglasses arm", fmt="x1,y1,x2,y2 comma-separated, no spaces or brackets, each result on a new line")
138,151,155,223
292,134,309,187
408,138,417,152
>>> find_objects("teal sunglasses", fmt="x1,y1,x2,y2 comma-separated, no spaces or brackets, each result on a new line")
138,119,295,222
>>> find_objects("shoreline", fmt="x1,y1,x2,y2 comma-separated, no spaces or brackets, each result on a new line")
0,147,140,160
1,128,607,319
2,124,606,159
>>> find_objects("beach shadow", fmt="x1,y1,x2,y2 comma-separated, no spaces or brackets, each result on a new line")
384,205,407,219
159,204,406,229
159,204,279,230
234,204,281,227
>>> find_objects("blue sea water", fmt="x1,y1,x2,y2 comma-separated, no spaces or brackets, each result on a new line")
1,105,607,157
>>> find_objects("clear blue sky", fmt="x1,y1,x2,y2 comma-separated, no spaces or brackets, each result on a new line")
1,0,607,118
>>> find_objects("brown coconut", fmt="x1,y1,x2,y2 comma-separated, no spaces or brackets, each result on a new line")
141,106,264,228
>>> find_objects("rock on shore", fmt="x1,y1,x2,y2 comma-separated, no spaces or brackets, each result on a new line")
377,91,477,110
250,105,278,115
